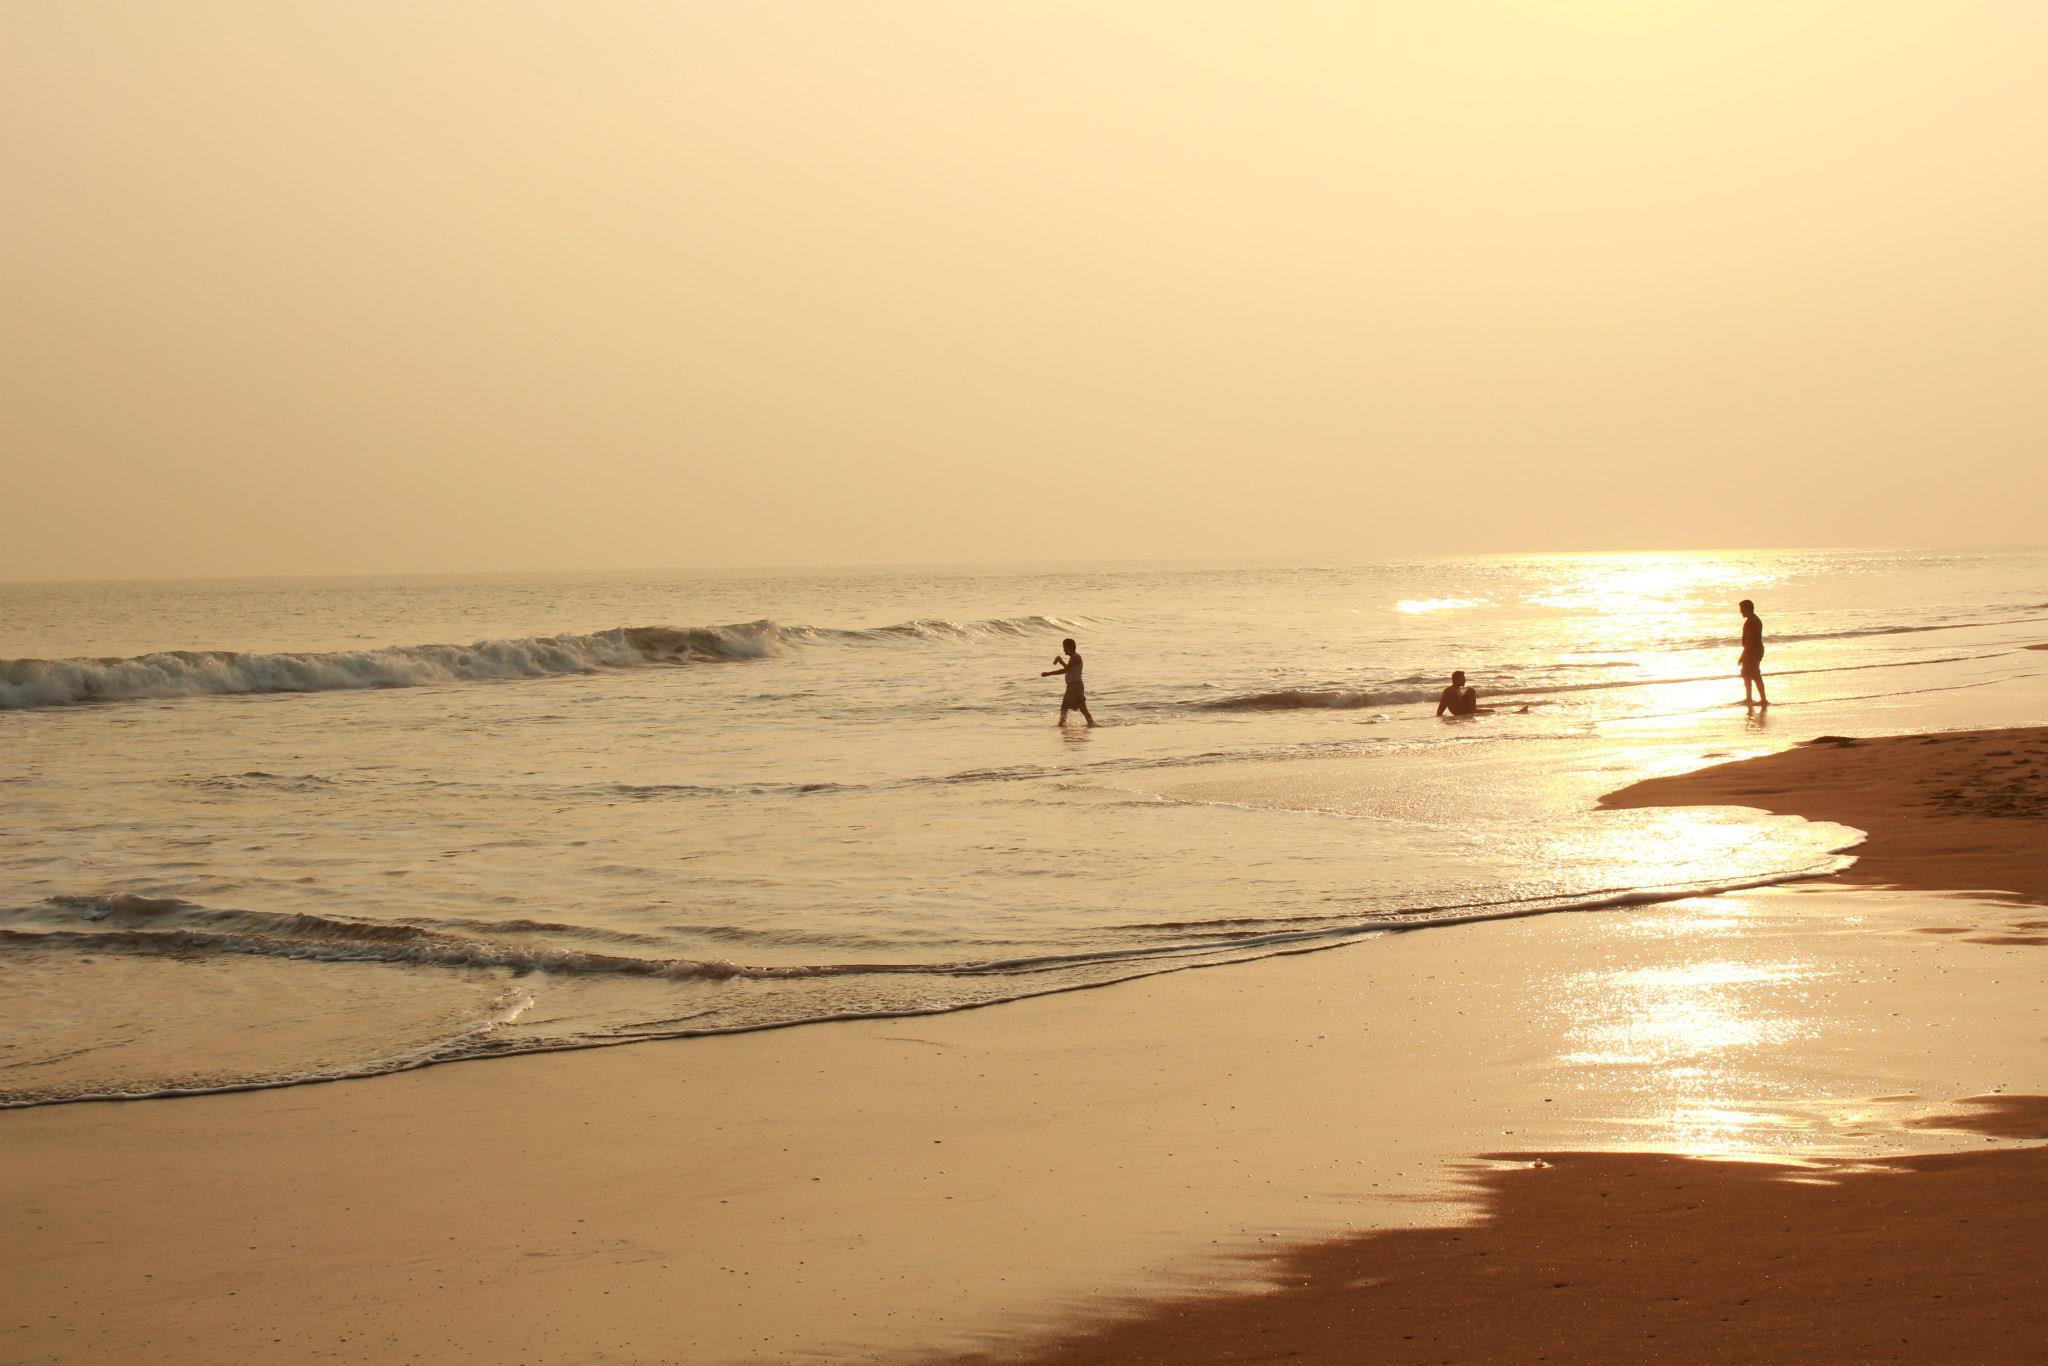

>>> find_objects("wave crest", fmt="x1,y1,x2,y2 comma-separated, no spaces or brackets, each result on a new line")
0,615,1079,709
1,895,842,982
1199,688,1438,712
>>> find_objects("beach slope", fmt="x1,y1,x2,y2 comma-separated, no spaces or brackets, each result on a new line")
1603,726,2048,908
961,1109,2048,1366
967,726,2048,1364
5,728,2046,1364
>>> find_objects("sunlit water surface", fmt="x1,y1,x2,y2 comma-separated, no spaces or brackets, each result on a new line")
2,549,2043,1104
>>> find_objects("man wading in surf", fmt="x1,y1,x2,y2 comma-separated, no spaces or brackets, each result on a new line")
1042,638,1096,727
1738,599,1769,706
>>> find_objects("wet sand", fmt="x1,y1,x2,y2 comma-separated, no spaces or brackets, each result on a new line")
4,728,2047,1363
961,1107,2048,1366
974,725,2048,1366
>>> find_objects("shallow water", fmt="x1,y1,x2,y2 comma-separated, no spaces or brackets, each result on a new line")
3,549,2043,1104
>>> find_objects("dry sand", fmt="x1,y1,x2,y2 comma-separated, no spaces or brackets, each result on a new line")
4,727,2046,1364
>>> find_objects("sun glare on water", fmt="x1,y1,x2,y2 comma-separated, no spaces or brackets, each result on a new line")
1522,552,1779,615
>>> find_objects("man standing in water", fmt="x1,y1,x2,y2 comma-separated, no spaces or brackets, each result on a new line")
1738,599,1769,706
1042,637,1096,727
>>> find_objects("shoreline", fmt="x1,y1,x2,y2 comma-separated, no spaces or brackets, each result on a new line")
966,724,2048,1365
4,724,2045,1363
958,1109,2048,1366
1604,725,2048,910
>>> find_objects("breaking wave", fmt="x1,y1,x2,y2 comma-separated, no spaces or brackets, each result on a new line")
0,894,862,982
1199,688,1440,712
787,615,1086,644
0,615,1081,710
1192,647,2025,715
1671,611,2048,650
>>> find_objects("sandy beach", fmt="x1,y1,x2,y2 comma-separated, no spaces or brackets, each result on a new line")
5,714,2047,1363
969,725,2048,1366
1604,726,2048,911
967,1115,2048,1366
10,2,2047,1359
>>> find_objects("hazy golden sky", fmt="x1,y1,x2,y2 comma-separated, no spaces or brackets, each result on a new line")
5,2,2045,579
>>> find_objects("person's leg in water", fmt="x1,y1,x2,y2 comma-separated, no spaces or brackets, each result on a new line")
1077,699,1096,727
1743,659,1769,707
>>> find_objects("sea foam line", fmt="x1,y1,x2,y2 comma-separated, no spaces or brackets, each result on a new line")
0,857,1852,1110
8,855,1853,1001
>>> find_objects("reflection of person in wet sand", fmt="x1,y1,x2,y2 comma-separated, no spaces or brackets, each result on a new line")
1436,670,1478,717
1042,637,1096,727
1739,599,1769,706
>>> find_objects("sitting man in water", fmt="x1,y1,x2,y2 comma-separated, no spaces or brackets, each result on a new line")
1041,637,1096,727
1436,669,1479,717
1738,598,1769,707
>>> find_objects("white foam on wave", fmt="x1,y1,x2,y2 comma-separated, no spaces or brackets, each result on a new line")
1198,687,1440,712
0,631,664,709
0,615,1081,710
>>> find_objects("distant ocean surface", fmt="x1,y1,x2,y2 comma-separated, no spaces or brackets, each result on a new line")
4,550,2045,1106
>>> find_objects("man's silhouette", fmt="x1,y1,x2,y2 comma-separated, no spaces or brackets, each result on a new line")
1042,638,1096,727
1738,599,1768,706
1436,670,1478,717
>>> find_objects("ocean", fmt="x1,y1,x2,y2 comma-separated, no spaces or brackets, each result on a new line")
4,549,2044,1107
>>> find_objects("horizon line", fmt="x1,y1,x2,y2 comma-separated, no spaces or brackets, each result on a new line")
4,542,2045,590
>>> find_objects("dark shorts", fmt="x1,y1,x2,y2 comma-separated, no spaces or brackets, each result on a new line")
1741,650,1764,677
1063,686,1087,707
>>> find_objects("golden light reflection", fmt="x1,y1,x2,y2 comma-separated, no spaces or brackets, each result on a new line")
1520,552,1780,615
1649,1108,1827,1166
1547,892,1830,1157
1542,803,1838,896
1394,597,1489,614
1618,910,1749,937
1511,554,1792,698
1561,960,1809,1068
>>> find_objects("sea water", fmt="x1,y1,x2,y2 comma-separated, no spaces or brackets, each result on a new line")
3,549,2044,1105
